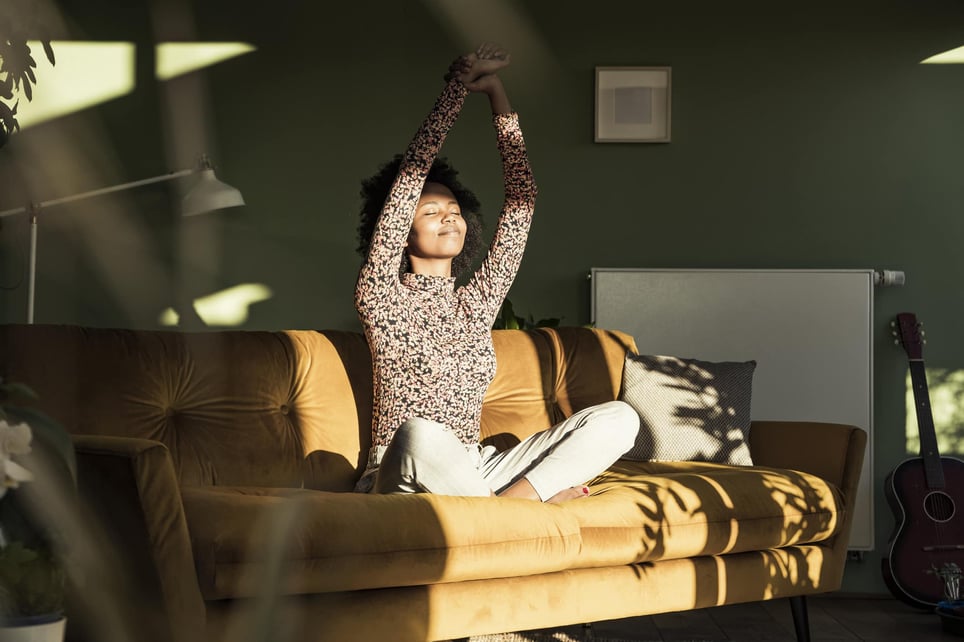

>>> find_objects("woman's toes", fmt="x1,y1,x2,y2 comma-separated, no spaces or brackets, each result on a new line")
546,486,590,504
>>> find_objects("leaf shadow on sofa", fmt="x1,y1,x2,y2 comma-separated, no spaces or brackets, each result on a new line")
579,452,848,623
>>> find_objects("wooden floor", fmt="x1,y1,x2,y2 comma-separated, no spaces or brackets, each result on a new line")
505,594,961,641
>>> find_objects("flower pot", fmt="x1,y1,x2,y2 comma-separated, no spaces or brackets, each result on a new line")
0,615,66,642
937,601,964,637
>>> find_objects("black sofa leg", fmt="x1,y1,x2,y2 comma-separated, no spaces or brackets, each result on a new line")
789,595,811,642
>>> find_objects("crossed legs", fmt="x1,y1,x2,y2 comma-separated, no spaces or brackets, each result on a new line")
373,400,639,502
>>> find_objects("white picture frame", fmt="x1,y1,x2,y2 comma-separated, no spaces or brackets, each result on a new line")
595,66,672,143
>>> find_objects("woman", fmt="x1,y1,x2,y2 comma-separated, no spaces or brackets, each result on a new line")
354,45,638,502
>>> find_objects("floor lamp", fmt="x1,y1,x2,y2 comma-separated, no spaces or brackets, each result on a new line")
0,154,244,323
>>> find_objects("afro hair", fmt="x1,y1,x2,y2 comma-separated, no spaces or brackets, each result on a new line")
356,155,484,279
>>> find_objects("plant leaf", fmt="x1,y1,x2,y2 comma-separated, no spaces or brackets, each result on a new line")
3,405,77,483
0,100,19,134
0,381,40,402
42,41,55,66
502,299,516,319
0,541,38,566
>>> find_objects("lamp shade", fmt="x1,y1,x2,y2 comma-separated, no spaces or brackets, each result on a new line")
181,168,245,217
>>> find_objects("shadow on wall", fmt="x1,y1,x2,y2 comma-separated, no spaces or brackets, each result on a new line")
906,367,964,456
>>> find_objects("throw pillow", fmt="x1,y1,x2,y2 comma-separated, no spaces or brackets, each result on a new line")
619,353,756,465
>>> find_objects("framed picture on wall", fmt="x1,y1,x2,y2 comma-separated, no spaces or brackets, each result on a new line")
594,66,672,143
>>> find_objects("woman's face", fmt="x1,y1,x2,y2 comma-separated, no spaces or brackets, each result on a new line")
406,182,467,263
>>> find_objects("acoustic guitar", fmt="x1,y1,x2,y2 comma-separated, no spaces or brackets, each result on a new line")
882,312,964,609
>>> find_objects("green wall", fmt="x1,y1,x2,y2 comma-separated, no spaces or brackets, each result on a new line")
2,0,964,596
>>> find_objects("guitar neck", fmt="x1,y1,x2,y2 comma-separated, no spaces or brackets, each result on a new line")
908,359,945,489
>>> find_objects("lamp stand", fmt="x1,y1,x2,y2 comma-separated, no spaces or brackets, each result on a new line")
27,208,37,324
0,157,242,324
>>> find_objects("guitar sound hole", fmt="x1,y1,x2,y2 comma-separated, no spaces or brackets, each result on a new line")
924,491,955,522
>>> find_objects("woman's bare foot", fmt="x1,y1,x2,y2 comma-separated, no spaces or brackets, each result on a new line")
546,486,590,504
497,479,590,502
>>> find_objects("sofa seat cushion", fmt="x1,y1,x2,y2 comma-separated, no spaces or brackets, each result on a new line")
565,460,845,568
182,486,582,600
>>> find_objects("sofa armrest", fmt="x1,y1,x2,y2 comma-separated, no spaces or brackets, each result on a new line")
71,435,205,642
749,420,867,551
749,421,866,490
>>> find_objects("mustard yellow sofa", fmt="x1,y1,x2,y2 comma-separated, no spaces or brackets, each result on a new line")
0,323,865,642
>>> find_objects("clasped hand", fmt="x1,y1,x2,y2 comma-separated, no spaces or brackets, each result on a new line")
445,42,510,93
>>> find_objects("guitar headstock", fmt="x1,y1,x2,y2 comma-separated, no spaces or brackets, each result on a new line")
893,312,925,360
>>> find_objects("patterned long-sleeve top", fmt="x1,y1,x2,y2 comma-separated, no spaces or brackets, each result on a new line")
354,79,537,448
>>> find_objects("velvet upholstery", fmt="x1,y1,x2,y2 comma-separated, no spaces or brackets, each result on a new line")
70,435,206,642
0,323,866,642
182,487,583,599
572,460,843,568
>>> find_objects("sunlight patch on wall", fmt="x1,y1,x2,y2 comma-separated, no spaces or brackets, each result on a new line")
156,42,255,80
158,283,273,327
905,368,964,455
16,40,255,129
921,45,964,64
18,41,135,129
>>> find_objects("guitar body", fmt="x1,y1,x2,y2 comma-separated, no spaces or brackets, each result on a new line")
883,312,964,609
883,455,964,609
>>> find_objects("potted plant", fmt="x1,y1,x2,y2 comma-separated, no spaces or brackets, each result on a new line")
0,378,76,641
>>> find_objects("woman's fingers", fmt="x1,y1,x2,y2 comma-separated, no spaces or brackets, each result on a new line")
476,42,507,61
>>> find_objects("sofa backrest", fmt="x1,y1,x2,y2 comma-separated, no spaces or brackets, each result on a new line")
0,324,636,491
483,327,636,451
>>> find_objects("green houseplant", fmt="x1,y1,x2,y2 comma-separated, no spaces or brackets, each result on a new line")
0,378,76,636
492,298,561,330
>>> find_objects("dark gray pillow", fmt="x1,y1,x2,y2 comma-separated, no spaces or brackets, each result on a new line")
619,353,756,465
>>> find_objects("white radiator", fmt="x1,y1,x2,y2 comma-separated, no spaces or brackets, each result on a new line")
590,267,875,551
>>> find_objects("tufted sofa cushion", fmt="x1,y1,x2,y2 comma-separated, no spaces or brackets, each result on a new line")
482,327,634,450
0,325,374,490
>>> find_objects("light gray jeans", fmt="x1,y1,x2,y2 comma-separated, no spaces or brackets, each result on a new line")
354,400,640,501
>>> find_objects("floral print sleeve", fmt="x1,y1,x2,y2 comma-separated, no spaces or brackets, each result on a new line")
461,112,537,322
354,79,468,321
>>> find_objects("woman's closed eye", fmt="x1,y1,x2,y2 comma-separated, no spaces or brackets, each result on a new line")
421,209,461,217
